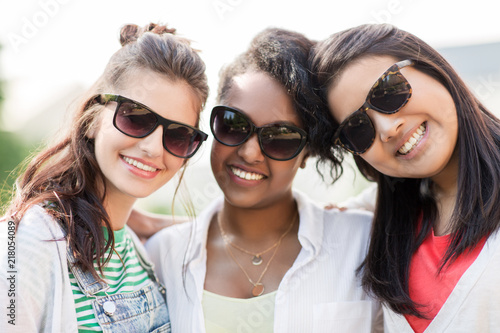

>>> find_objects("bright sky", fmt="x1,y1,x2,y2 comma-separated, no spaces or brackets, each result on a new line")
0,0,499,208
1,0,499,129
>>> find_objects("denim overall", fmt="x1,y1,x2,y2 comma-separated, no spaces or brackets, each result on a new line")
67,238,171,332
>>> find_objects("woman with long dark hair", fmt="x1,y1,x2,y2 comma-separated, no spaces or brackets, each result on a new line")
0,22,208,332
311,23,500,332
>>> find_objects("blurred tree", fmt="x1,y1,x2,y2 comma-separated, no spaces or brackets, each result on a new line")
0,44,30,212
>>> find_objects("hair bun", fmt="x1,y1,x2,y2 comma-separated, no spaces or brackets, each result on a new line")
119,23,177,46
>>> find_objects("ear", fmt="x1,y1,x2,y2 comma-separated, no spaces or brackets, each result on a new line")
84,95,105,139
86,124,97,139
85,106,106,140
300,151,310,169
86,116,102,139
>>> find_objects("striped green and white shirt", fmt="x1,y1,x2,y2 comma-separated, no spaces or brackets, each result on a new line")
69,227,151,332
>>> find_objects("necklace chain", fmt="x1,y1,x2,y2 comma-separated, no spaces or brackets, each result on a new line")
217,210,297,297
218,211,296,265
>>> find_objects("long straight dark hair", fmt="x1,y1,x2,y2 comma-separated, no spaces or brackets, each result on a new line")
5,23,208,280
310,24,500,317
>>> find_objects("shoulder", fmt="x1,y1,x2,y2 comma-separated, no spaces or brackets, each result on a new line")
339,183,377,211
145,199,221,273
146,197,221,254
295,189,373,231
295,188,373,234
146,220,194,255
145,221,198,284
0,207,73,332
1,206,67,294
15,205,66,244
295,190,373,253
324,206,374,229
3,206,68,278
322,207,374,243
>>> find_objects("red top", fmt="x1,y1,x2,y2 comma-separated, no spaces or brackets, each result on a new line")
404,228,486,332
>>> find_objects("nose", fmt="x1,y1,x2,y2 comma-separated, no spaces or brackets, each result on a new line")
237,133,265,164
137,126,164,158
368,110,405,142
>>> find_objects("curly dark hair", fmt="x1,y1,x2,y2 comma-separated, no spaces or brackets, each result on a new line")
216,28,341,177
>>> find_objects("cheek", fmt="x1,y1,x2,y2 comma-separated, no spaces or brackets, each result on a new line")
360,148,393,174
210,142,230,176
210,143,238,192
270,158,302,183
165,155,185,174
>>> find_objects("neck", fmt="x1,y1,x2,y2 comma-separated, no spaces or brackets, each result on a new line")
103,191,136,231
220,192,298,243
431,149,459,235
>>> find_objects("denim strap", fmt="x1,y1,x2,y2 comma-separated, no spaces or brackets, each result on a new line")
67,247,109,296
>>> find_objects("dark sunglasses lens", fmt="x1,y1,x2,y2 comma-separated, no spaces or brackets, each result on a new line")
114,101,157,137
164,124,202,157
212,109,250,145
370,72,411,112
339,113,375,153
260,125,304,160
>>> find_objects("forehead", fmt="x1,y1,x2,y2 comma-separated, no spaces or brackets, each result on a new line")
223,71,300,126
116,68,200,125
327,55,398,122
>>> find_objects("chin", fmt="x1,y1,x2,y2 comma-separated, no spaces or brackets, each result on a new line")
125,188,157,200
224,192,262,209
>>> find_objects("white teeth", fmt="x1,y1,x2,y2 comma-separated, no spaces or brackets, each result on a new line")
230,166,265,181
398,123,426,155
123,157,157,172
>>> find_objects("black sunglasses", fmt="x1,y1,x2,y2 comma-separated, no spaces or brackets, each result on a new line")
333,59,415,154
96,94,208,158
210,106,307,161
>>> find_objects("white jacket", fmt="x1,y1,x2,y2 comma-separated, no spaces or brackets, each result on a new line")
146,190,383,333
0,205,77,333
0,205,151,333
383,230,500,332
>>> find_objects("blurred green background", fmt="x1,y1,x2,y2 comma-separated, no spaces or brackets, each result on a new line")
0,44,31,212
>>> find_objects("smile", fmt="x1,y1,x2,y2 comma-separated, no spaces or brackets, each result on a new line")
123,156,158,172
398,122,427,155
230,166,265,181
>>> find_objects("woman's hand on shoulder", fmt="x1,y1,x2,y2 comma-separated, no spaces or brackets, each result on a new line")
324,203,348,211
127,208,190,243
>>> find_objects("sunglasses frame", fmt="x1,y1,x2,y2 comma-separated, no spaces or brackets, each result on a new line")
333,59,415,155
210,105,308,161
97,93,208,158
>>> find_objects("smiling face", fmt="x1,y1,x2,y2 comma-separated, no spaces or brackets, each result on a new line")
210,71,309,209
328,56,459,180
91,69,200,204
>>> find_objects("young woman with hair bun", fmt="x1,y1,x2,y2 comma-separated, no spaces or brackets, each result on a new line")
0,22,208,332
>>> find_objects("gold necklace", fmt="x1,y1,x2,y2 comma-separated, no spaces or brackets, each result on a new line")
218,211,296,266
217,211,297,297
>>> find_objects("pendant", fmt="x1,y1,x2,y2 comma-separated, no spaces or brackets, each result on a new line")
252,255,263,266
252,283,264,297
103,300,116,316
